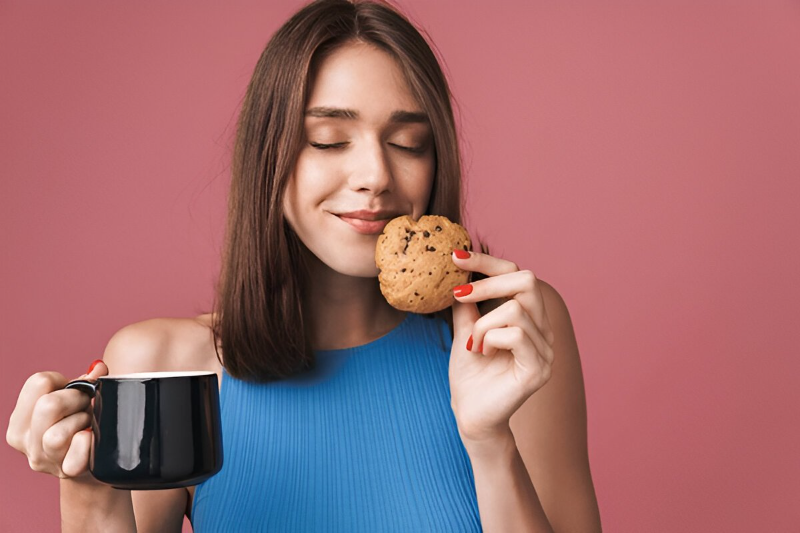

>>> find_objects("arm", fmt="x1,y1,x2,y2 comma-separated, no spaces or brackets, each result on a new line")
60,474,137,533
6,361,139,532
462,428,554,532
60,477,187,533
508,281,601,531
466,281,602,532
4,360,138,532
64,320,193,533
448,246,602,532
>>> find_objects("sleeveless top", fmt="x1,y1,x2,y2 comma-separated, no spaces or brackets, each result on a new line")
190,312,482,532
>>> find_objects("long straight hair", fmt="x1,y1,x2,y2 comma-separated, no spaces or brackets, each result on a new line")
211,0,488,381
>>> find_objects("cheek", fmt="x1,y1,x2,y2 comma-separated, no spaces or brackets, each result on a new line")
282,180,296,228
282,176,311,231
286,160,330,218
399,158,435,215
294,155,340,200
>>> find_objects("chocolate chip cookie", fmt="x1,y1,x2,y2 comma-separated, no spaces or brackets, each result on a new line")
374,215,472,313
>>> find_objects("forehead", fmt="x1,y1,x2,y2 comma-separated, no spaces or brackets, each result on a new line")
305,42,422,117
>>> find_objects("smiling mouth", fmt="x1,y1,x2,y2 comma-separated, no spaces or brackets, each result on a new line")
335,214,393,235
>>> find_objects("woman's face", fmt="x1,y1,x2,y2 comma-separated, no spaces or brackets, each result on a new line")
284,41,435,278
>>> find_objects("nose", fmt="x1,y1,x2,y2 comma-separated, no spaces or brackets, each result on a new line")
348,138,393,194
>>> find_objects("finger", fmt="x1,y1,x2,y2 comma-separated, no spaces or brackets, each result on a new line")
453,269,553,348
27,389,92,473
42,411,92,467
483,326,552,381
61,429,92,479
451,249,519,277
452,269,534,303
85,359,108,380
451,298,480,345
470,300,553,364
7,372,67,452
35,360,106,470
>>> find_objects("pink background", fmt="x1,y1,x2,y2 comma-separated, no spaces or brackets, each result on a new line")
2,1,799,531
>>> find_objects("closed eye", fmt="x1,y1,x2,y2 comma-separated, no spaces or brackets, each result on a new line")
389,143,427,154
309,141,427,154
309,142,348,150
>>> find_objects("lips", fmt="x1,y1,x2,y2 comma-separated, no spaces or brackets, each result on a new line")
335,209,399,221
336,215,393,235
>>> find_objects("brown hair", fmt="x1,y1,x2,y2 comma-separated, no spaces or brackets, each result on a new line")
211,0,488,381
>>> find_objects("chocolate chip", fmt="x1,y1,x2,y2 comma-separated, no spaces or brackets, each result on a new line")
401,268,406,272
409,231,416,237
414,291,419,296
463,245,468,251
435,225,442,231
423,231,430,238
428,272,432,275
426,245,436,252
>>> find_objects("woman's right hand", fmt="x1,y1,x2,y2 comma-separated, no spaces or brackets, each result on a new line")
5,360,108,480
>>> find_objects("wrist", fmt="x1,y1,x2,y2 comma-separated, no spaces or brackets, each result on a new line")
60,476,136,532
60,471,116,496
458,424,517,461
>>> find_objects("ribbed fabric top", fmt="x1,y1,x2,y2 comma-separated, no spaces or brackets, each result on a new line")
190,312,482,532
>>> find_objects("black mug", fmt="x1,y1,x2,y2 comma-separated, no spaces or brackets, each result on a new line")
66,371,223,490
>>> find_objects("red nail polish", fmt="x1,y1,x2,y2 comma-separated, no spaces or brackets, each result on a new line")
87,359,103,373
453,284,473,297
453,249,470,260
466,335,473,351
479,342,484,353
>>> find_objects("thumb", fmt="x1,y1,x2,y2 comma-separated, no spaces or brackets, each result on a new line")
78,359,109,381
87,359,109,379
451,299,480,342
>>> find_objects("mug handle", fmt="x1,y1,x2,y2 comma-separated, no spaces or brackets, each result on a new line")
65,379,98,398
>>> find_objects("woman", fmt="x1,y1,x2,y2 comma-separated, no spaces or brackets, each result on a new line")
6,0,602,531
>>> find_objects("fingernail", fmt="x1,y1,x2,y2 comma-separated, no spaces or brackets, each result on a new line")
453,284,473,297
466,335,473,351
453,249,470,260
87,359,103,373
83,427,92,432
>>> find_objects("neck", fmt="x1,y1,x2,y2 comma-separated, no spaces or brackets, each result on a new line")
301,249,406,351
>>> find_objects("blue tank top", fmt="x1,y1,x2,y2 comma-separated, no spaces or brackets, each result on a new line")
190,312,482,532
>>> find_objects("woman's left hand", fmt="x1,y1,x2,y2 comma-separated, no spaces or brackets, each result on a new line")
448,249,556,443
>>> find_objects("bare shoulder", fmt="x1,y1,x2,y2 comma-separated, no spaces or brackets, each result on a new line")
509,276,578,433
537,277,558,300
537,278,571,326
102,313,221,375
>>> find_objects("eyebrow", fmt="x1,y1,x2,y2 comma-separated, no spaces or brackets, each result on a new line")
304,106,429,124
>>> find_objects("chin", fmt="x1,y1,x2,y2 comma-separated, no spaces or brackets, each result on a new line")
313,247,380,278
336,262,380,278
